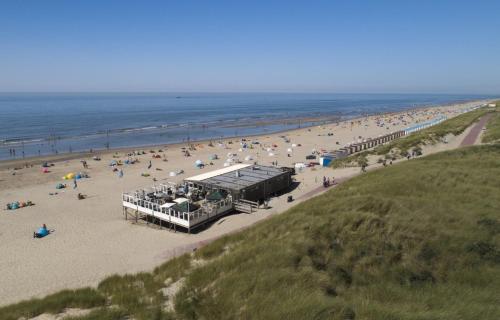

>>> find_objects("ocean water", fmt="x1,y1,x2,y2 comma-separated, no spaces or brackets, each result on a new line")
0,93,492,160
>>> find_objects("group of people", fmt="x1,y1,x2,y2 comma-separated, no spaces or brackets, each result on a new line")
323,176,335,188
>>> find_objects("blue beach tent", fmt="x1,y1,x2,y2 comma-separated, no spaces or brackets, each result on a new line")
36,227,49,237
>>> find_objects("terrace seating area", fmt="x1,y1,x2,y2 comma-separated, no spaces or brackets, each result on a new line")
122,182,234,232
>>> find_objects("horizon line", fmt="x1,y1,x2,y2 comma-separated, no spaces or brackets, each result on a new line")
0,91,498,96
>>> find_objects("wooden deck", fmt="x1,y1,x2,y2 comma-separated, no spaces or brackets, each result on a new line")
122,194,233,232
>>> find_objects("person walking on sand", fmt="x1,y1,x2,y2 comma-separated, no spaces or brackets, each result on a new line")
73,178,78,189
148,160,152,169
119,169,123,178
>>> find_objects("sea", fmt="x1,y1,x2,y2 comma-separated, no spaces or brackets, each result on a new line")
0,93,494,161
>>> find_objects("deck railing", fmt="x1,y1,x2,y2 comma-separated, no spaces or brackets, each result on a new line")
122,193,233,227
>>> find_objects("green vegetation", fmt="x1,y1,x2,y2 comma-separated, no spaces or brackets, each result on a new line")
330,151,370,168
482,108,500,143
0,288,105,320
2,145,500,319
331,107,490,168
374,107,490,155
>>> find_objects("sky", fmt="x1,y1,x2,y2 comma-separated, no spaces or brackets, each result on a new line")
0,0,499,93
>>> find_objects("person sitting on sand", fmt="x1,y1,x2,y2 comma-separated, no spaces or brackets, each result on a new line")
77,193,86,200
33,224,49,238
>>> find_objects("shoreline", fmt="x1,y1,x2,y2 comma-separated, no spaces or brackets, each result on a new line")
0,99,489,170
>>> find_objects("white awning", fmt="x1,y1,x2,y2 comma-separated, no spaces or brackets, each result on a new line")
173,198,189,204
185,164,251,182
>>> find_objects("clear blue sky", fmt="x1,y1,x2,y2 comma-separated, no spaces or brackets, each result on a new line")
1,0,499,93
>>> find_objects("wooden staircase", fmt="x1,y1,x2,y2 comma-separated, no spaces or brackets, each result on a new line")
234,199,259,214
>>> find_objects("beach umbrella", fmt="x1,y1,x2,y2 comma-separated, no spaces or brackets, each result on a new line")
64,173,75,180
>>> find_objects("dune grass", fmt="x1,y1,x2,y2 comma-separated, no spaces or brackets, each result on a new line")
373,107,490,155
330,107,490,168
482,107,500,143
174,145,500,320
1,145,500,320
0,288,106,320
330,151,370,168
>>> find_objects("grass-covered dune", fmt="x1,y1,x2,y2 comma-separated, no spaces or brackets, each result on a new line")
374,107,490,155
330,107,490,168
482,106,500,143
2,145,500,320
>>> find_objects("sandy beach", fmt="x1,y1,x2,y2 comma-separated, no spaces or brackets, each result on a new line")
0,100,488,306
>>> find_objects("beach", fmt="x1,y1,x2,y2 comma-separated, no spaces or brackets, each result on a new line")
0,100,489,306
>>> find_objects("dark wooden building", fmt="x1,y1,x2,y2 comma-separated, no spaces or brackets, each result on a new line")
185,164,292,203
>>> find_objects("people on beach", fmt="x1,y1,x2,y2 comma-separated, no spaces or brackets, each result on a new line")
148,160,152,169
119,169,123,178
73,178,78,189
323,176,331,188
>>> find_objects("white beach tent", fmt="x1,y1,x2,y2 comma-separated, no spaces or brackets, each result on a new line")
195,160,204,168
295,162,306,172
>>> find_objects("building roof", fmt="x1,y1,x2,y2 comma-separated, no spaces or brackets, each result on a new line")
186,164,251,181
188,165,288,191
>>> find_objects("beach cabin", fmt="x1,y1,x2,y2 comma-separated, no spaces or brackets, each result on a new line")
319,153,334,167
